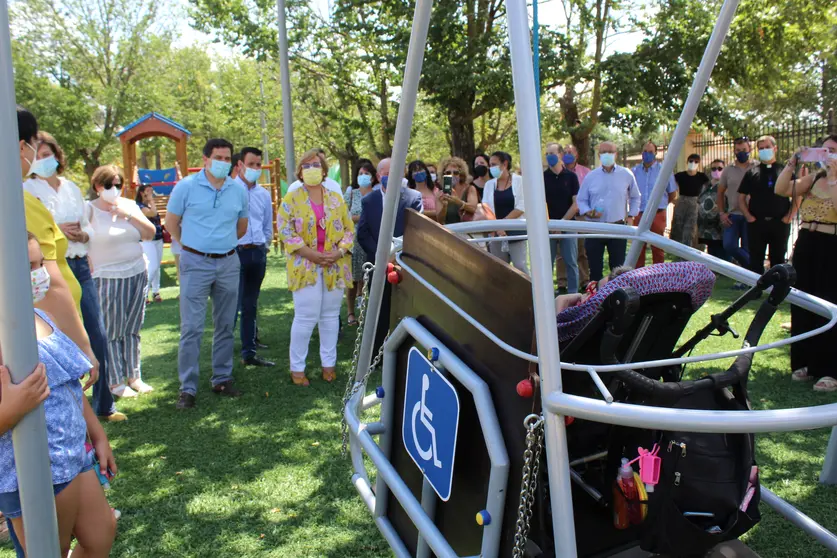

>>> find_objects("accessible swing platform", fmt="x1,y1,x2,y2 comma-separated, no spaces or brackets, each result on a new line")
344,211,837,558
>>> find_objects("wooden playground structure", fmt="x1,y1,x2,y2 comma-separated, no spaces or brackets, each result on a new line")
117,112,289,252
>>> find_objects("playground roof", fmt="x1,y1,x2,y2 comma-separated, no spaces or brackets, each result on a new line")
117,112,191,138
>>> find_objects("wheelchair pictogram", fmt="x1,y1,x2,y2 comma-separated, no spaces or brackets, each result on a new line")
402,347,460,501
411,374,442,468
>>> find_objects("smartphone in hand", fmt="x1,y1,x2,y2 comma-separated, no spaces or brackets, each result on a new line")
799,147,829,163
443,175,453,195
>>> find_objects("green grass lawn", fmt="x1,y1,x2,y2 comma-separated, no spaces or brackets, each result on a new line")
2,249,836,557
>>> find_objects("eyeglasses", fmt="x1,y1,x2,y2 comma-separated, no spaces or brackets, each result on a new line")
710,166,724,172
733,136,750,143
585,281,598,297
301,162,322,169
213,189,225,209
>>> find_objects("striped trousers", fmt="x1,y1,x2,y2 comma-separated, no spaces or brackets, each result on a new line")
94,271,148,386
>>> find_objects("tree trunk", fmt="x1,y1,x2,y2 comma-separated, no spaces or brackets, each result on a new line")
155,147,162,170
571,132,592,168
140,150,150,170
448,109,475,164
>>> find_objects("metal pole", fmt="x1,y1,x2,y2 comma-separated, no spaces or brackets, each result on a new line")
532,0,540,123
276,0,295,182
820,426,837,485
0,2,62,554
355,0,433,381
506,0,577,554
625,0,741,266
258,68,272,184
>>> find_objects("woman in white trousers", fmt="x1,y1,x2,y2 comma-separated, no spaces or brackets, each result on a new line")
276,149,355,386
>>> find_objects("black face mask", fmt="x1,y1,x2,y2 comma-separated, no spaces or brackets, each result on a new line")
473,165,488,178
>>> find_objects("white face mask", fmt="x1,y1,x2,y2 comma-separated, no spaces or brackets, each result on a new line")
687,162,699,172
430,173,437,183
31,266,50,304
100,187,121,203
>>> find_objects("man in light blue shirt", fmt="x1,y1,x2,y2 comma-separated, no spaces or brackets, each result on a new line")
631,141,677,267
577,141,641,281
234,147,275,368
166,138,249,409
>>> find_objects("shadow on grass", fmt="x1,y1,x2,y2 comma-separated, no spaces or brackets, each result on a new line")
76,253,390,558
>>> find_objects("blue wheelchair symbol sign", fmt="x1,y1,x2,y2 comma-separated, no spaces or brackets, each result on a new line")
402,347,460,501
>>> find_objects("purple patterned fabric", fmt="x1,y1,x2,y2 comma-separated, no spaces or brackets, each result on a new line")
557,262,716,342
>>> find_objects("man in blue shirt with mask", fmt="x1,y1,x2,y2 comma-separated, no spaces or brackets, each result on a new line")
577,141,641,281
631,141,676,267
166,138,250,409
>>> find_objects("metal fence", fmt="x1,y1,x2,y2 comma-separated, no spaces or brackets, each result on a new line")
691,110,835,166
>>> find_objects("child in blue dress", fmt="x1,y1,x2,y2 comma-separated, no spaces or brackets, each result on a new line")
0,232,117,557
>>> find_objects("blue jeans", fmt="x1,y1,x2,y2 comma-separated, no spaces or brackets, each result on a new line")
723,214,750,267
178,250,240,395
66,257,116,416
584,238,627,281
550,237,579,293
237,245,267,359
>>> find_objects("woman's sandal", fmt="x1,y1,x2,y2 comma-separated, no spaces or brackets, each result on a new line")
814,376,837,393
791,367,811,382
291,372,310,386
322,368,336,383
347,314,358,327
110,383,138,398
128,379,154,394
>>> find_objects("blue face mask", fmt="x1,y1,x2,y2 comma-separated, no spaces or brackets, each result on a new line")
735,151,750,164
641,151,656,165
30,155,59,178
413,171,427,183
545,154,559,168
758,148,774,163
489,166,502,179
244,167,262,184
357,174,372,187
381,175,389,189
600,153,616,167
208,159,232,179
562,153,576,165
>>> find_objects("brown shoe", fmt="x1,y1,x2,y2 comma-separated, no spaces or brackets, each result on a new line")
176,392,196,409
212,381,242,397
322,367,336,383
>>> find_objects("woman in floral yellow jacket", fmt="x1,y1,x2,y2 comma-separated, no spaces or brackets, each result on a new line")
277,149,354,386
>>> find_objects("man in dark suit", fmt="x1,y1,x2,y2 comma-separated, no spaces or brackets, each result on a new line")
356,158,423,353
357,157,423,263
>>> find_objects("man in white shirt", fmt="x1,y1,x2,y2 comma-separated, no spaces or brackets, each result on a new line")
577,141,641,281
235,147,274,367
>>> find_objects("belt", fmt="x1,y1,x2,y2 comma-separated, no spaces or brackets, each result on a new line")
238,244,265,250
801,221,837,235
182,246,236,259
67,256,86,260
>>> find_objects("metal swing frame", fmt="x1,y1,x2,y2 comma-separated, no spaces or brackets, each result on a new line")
343,0,837,556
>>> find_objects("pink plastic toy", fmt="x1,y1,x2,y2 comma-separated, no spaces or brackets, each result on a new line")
629,444,661,493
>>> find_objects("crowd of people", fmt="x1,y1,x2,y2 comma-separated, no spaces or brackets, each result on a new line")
3,97,837,555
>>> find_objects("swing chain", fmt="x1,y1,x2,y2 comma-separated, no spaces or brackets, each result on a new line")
341,263,388,457
512,413,545,558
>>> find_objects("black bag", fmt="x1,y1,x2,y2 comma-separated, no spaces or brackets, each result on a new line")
638,387,760,556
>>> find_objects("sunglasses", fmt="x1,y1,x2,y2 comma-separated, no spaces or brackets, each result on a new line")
103,181,122,190
710,166,724,172
301,162,322,169
585,281,598,297
733,136,750,143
